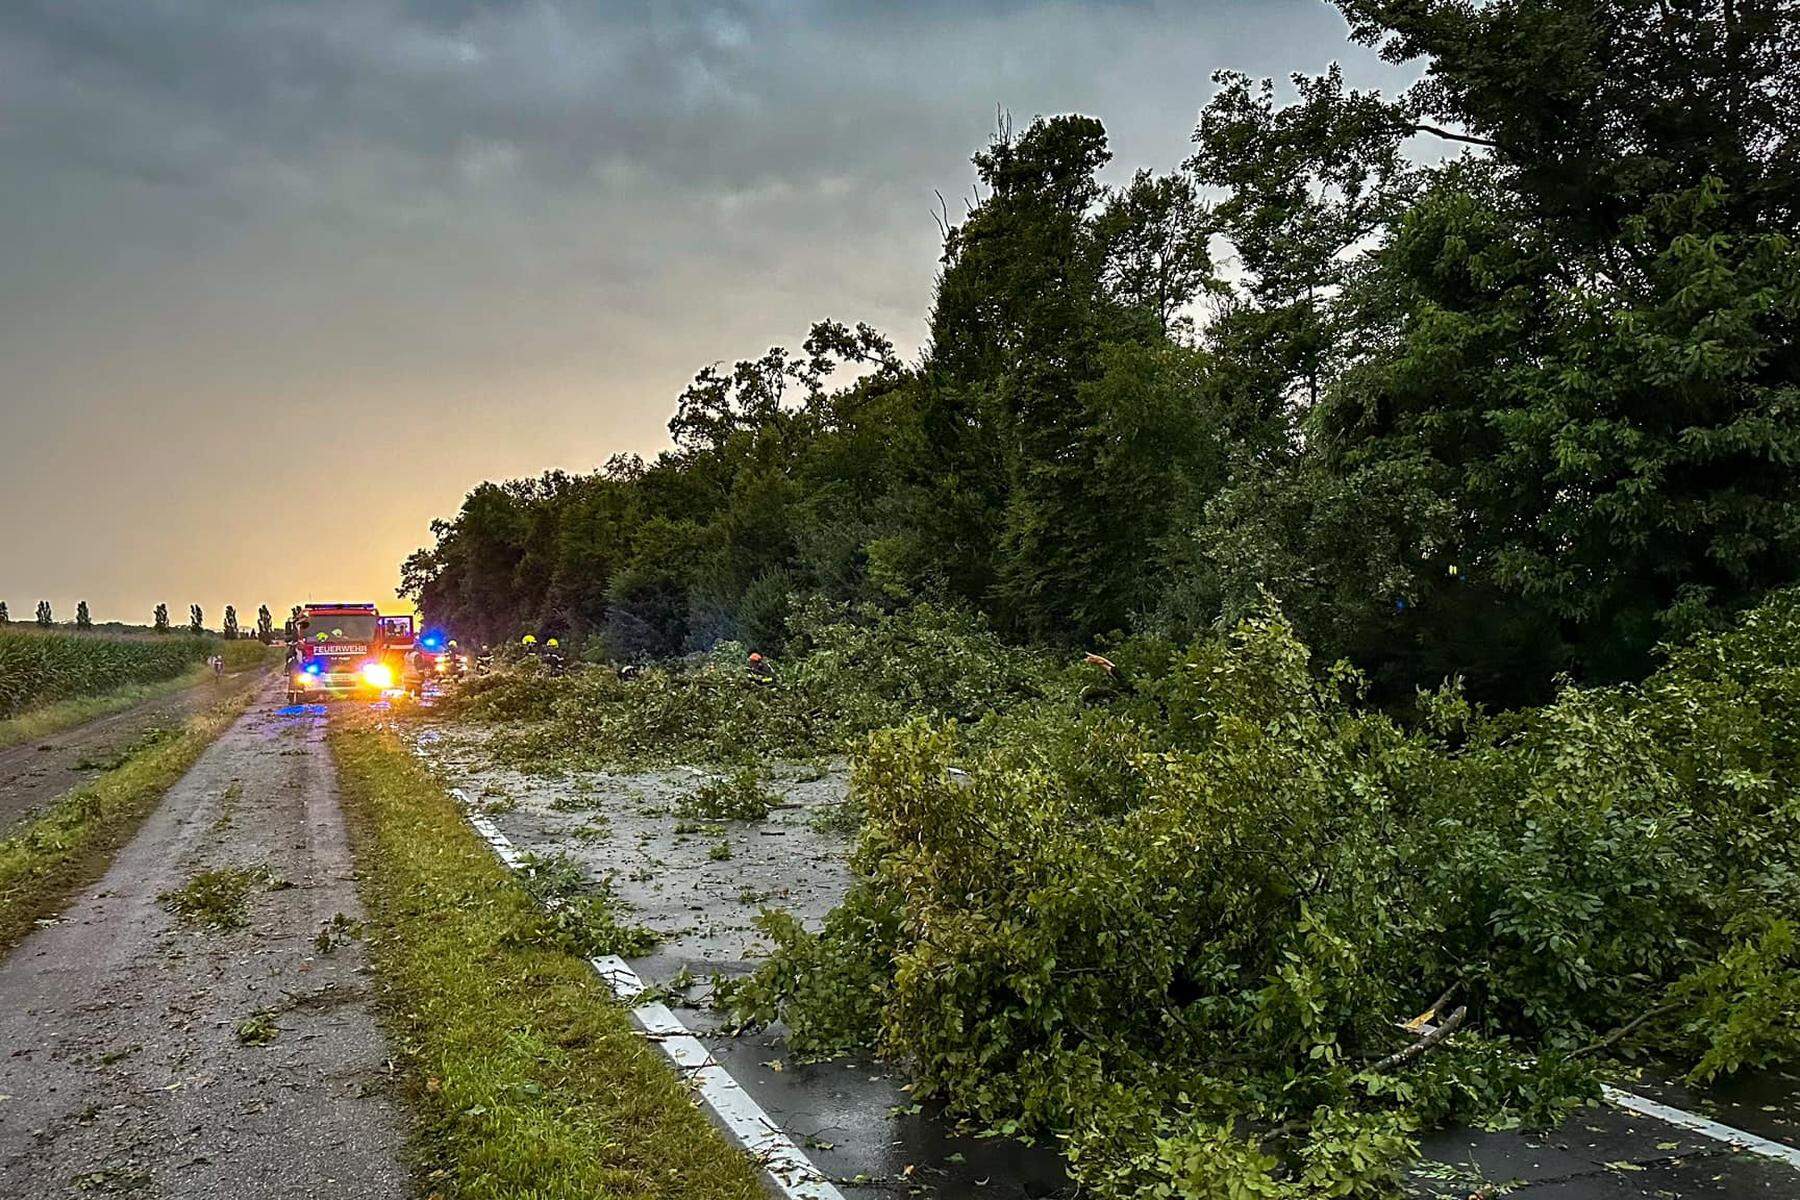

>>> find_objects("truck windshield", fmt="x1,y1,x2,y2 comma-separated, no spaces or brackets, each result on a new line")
302,614,378,643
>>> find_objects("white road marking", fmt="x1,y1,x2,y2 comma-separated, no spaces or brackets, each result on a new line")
1602,1085,1800,1170
594,954,846,1198
456,780,1800,1182
1403,1018,1800,1171
448,787,845,1199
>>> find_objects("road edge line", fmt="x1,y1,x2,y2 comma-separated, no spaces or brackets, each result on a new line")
1600,1084,1800,1169
450,788,846,1200
460,784,1800,1182
1401,1016,1800,1171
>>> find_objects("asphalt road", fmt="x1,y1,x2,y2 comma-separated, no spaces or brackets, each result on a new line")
0,669,265,834
416,722,1800,1200
0,680,410,1199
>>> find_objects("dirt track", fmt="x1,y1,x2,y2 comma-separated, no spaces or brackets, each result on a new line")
0,670,266,834
0,680,409,1199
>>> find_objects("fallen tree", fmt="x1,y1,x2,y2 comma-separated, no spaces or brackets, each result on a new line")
718,591,1800,1197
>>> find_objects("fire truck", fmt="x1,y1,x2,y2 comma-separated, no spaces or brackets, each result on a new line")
284,603,418,702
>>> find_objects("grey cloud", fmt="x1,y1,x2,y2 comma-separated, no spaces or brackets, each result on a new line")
0,0,1410,623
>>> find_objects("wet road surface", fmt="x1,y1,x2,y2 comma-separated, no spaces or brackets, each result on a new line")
415,724,1069,1197
0,680,409,1199
416,719,1800,1200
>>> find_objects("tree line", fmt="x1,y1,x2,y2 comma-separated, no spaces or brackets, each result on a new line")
0,601,279,643
402,0,1799,708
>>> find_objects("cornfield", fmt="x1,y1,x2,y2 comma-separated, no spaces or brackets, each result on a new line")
0,628,211,718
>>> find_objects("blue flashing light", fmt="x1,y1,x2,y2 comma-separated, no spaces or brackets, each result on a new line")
421,635,443,650
305,661,323,675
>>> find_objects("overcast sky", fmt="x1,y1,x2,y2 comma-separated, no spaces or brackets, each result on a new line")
0,0,1413,625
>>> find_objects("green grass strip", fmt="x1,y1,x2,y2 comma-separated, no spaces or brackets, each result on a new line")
329,720,767,1200
0,690,255,948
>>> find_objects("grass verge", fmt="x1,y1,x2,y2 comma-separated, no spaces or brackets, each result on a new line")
329,718,766,1200
0,642,273,748
0,690,255,948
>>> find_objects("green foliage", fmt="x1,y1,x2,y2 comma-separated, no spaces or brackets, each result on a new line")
714,885,901,1060
0,628,211,718
1664,918,1800,1085
730,594,1800,1195
676,768,777,821
405,0,1800,695
449,602,1055,769
784,600,1052,732
516,851,658,959
236,1009,281,1045
445,658,563,722
159,865,271,930
395,6,1800,1189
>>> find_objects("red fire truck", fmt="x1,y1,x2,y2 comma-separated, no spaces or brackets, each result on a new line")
284,603,419,702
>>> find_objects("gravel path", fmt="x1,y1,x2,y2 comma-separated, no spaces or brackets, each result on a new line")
0,670,266,835
0,681,410,1199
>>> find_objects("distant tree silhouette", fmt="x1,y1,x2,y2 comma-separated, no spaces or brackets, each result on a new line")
75,601,92,630
257,605,274,644
189,605,204,636
154,603,170,634
35,601,52,628
222,606,240,640
0,601,9,624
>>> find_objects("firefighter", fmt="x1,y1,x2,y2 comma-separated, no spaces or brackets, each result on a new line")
748,651,776,683
543,638,566,676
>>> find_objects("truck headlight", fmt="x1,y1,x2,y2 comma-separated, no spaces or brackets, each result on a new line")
361,662,394,689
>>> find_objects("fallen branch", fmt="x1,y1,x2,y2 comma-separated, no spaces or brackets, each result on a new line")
1404,981,1463,1032
1370,1005,1467,1073
1575,1001,1681,1059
